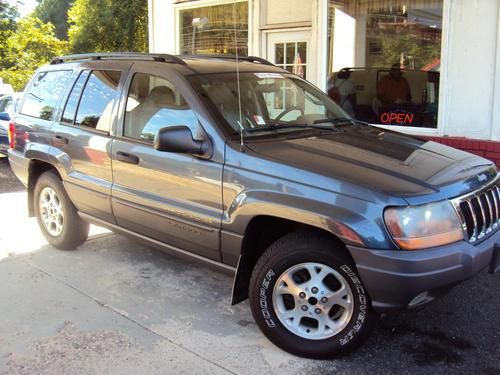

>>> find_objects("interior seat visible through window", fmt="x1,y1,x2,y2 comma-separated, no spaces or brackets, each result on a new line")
124,73,200,142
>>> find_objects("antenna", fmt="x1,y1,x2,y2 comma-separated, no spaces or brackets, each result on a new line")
233,0,245,152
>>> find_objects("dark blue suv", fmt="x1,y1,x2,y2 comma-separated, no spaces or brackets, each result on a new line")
7,53,500,358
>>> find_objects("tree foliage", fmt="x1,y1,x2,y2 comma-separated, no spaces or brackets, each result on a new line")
34,0,73,40
0,0,19,67
0,17,68,90
68,0,148,53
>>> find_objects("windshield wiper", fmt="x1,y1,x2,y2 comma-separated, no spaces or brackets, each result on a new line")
313,117,371,126
241,123,339,133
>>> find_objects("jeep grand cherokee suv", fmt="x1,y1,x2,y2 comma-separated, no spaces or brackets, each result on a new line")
8,53,500,358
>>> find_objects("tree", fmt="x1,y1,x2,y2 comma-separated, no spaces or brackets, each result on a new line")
68,0,148,53
34,0,73,40
0,17,68,90
0,0,19,68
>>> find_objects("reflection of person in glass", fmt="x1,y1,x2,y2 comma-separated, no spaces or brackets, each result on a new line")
377,64,412,106
328,69,356,117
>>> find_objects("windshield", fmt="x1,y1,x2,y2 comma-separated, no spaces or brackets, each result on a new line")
189,72,350,135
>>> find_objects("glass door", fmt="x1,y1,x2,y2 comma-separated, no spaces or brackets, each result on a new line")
266,30,314,83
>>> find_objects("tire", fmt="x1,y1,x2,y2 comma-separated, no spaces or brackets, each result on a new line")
249,231,375,359
34,171,89,250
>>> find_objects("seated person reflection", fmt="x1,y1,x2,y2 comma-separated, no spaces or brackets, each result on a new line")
377,64,412,106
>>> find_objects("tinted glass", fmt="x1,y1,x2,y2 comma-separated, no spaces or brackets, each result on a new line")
75,70,121,131
61,70,90,124
124,73,200,142
21,70,72,120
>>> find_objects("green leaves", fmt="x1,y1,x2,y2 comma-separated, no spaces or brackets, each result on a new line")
0,0,148,91
0,17,68,91
68,0,148,53
34,0,73,39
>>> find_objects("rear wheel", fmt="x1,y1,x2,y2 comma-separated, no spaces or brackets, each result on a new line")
34,171,89,250
249,231,375,358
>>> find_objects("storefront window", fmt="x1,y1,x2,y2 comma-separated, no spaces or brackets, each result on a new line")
179,2,248,56
327,0,443,128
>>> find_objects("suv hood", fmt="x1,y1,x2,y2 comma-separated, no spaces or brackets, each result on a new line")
245,126,495,204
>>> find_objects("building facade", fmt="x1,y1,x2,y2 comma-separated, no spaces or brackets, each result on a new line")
149,0,500,164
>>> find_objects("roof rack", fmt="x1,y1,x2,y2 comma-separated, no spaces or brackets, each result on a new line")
183,54,274,66
50,52,187,66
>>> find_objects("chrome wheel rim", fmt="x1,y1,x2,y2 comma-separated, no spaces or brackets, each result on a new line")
272,262,354,340
39,187,64,237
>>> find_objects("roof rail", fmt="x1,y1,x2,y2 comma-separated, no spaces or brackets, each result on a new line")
183,54,274,66
50,52,187,66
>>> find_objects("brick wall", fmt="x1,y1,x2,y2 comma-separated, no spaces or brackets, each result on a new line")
423,137,500,169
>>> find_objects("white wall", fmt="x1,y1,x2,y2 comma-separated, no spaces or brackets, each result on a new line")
149,0,176,54
440,0,500,139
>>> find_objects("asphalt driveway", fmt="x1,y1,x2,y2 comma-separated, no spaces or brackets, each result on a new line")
0,156,499,374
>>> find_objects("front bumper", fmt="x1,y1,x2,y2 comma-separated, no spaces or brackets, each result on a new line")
348,230,500,312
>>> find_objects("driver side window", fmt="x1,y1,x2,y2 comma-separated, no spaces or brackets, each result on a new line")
124,73,199,142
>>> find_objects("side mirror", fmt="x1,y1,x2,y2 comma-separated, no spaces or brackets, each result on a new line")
0,112,10,121
154,126,212,157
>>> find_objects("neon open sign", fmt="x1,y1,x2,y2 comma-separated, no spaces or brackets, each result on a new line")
380,110,415,125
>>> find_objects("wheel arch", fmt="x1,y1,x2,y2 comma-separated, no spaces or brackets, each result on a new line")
231,214,359,305
27,159,62,217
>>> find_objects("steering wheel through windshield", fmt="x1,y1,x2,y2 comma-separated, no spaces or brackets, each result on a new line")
275,106,304,122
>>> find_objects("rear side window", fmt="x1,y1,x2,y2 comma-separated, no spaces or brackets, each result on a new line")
61,70,90,124
0,97,12,113
74,70,122,132
21,70,72,120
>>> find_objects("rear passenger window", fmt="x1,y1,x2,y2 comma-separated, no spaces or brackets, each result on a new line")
61,70,90,124
21,70,72,120
74,70,121,132
124,73,199,142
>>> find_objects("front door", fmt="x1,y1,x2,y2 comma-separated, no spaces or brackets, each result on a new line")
266,30,315,84
111,62,223,261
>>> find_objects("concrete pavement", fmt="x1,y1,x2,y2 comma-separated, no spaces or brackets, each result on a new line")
0,157,499,374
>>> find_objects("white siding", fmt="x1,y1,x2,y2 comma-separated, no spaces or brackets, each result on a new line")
440,0,500,139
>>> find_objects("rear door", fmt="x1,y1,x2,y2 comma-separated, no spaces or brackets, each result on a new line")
51,61,131,222
111,62,223,261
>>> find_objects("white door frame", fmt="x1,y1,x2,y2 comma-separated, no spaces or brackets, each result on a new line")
263,28,319,86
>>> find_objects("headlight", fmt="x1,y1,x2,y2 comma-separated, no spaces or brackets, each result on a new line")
384,201,464,250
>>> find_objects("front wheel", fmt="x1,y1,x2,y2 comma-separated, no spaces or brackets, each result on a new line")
249,232,375,358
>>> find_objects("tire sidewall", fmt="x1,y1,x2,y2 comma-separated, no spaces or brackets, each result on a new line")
34,172,83,249
252,249,371,358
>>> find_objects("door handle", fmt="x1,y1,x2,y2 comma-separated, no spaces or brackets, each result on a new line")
53,135,69,144
116,151,140,165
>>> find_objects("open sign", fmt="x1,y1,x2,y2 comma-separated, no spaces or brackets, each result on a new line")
380,110,415,125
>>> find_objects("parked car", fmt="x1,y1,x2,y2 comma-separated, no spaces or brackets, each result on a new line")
8,53,500,358
0,80,14,97
0,92,22,155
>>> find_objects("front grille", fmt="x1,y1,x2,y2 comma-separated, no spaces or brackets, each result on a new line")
452,180,500,243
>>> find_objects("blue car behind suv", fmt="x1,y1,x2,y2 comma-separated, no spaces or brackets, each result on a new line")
0,93,22,155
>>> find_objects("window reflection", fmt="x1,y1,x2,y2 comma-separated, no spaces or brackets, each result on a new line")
179,2,248,56
124,73,200,142
327,0,442,128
